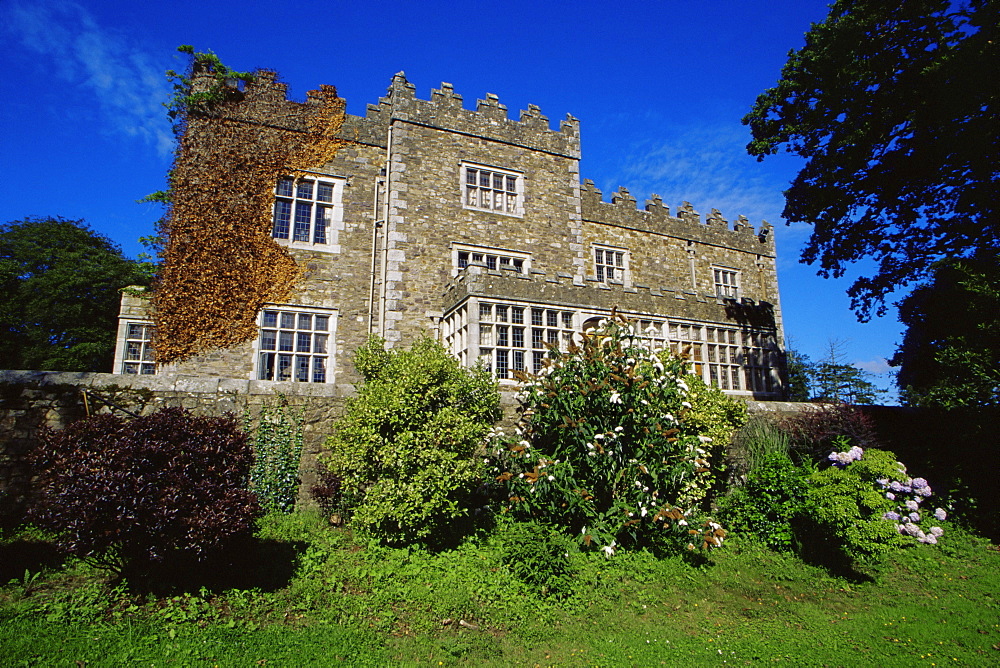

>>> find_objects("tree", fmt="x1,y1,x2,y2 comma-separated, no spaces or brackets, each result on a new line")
0,217,148,372
784,346,815,402
744,0,999,319
812,340,885,405
891,252,1000,407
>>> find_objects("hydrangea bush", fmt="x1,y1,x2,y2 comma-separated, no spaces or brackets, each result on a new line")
802,442,946,565
491,316,744,555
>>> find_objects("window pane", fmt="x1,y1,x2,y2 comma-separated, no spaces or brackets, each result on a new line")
316,181,333,202
280,312,295,329
512,327,524,348
480,172,490,187
261,330,276,351
497,326,508,346
296,180,314,199
512,307,524,324
479,303,492,322
547,310,557,327
297,332,311,352
298,314,312,329
125,341,141,361
279,331,293,351
496,305,508,322
276,177,294,197
562,312,573,328
295,356,310,382
487,255,497,270
312,357,327,383
315,315,329,331
506,175,516,192
263,311,278,327
293,202,312,242
493,174,503,189
314,206,329,244
277,354,292,381
532,309,543,326
272,200,291,239
458,251,469,268
314,334,328,354
513,350,524,372
127,323,144,339
466,169,477,185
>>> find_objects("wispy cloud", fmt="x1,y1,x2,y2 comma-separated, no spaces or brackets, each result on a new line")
4,0,173,156
595,115,814,270
855,357,893,375
602,120,785,224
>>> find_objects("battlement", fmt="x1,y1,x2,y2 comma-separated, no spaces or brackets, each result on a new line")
442,263,749,322
581,180,775,255
362,72,581,158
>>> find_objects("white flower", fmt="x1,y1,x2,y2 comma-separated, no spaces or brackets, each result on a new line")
602,541,617,557
548,475,555,481
678,519,688,526
682,401,692,409
615,426,624,432
697,435,713,443
641,507,648,517
609,391,622,404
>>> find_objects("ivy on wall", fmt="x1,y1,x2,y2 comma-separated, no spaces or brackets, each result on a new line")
153,48,349,364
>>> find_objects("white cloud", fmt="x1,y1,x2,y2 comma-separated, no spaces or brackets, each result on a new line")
601,120,787,228
4,0,173,156
855,357,893,375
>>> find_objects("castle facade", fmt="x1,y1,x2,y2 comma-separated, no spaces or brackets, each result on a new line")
114,71,786,399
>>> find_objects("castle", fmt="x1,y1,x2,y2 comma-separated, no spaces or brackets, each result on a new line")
113,71,786,399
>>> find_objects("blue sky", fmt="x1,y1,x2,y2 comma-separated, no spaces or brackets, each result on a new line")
0,0,902,395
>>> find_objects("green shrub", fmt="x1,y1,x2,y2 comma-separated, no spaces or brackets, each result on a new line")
495,520,575,598
321,336,501,547
492,316,739,555
247,401,304,514
799,445,907,566
718,453,810,551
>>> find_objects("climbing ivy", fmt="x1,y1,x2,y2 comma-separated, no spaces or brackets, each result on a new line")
152,47,349,364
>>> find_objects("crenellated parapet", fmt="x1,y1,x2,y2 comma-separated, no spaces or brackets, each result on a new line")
581,180,775,255
441,264,769,325
362,72,581,158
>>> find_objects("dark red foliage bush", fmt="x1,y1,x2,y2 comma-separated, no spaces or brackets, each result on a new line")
28,407,261,578
781,403,883,463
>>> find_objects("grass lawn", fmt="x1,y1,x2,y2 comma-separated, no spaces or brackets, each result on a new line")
2,512,998,666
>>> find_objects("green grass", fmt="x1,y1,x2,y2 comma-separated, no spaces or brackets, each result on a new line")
2,513,998,666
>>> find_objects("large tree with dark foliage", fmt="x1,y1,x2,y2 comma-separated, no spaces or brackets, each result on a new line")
891,253,1000,407
744,0,999,320
0,217,147,371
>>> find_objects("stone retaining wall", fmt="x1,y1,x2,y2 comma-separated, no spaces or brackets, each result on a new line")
0,370,812,527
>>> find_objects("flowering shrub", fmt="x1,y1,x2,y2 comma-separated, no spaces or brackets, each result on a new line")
492,316,739,555
322,336,500,547
801,444,944,566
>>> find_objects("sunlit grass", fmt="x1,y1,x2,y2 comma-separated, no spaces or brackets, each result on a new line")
2,512,998,666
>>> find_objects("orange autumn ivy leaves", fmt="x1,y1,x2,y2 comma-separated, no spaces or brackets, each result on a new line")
154,54,349,363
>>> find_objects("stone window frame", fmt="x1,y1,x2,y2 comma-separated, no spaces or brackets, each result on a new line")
116,321,156,376
271,173,347,252
252,304,338,384
460,162,524,217
712,266,740,299
592,244,631,286
451,243,532,277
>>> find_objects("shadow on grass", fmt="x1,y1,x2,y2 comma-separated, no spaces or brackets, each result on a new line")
0,541,65,583
124,536,309,596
